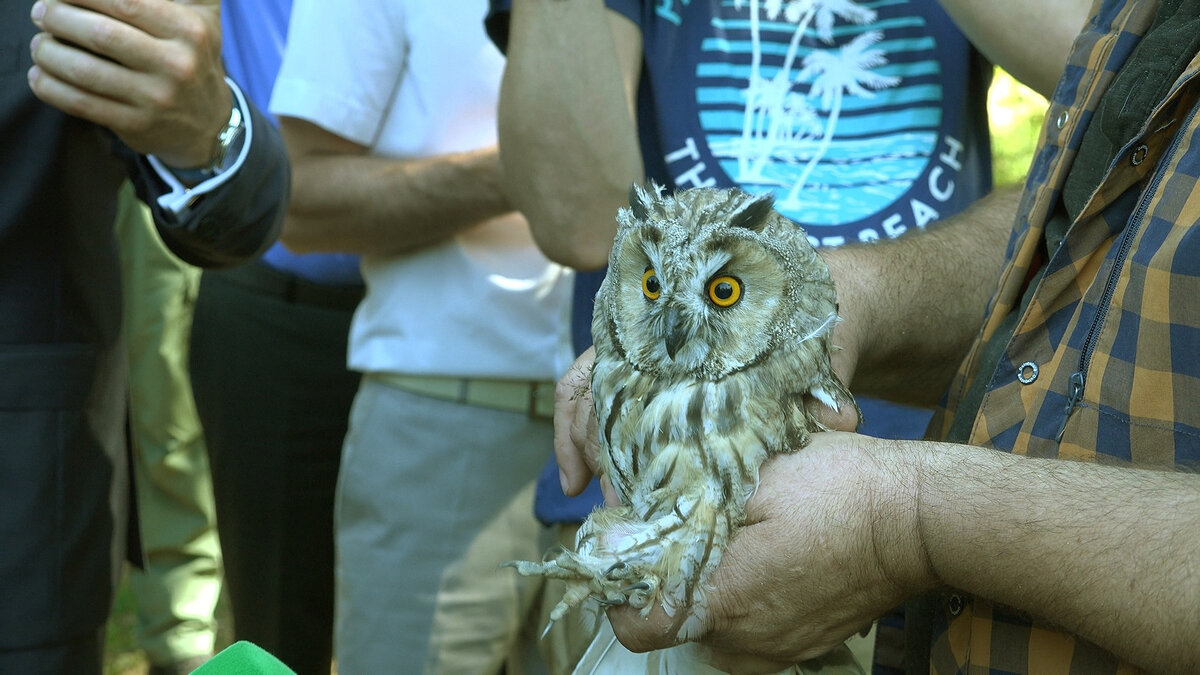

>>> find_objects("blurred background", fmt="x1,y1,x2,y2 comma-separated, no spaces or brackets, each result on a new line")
987,69,1048,188
101,67,1048,675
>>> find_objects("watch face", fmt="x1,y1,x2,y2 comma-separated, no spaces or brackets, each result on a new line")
212,104,245,172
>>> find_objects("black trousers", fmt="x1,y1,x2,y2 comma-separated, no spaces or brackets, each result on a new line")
189,262,362,674
0,341,126,675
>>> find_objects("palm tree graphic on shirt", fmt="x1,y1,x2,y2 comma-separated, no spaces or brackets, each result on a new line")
694,0,934,226
780,29,901,209
737,0,881,178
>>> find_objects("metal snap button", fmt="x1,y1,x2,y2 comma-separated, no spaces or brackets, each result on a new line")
1017,361,1039,384
1056,109,1070,129
1131,143,1149,166
948,594,965,617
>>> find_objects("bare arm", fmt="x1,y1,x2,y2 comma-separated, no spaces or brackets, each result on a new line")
915,442,1200,673
278,117,514,256
499,0,644,270
609,434,1200,675
823,187,1020,407
936,0,1093,97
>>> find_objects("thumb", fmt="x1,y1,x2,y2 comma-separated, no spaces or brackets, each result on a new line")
805,394,860,432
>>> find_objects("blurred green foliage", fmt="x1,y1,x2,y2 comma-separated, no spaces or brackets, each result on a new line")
105,574,146,674
989,68,1049,187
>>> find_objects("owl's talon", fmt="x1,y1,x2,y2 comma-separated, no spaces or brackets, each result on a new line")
605,561,628,576
622,582,651,592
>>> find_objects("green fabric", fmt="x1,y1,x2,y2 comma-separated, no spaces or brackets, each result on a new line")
192,641,297,674
1060,0,1200,240
115,180,222,665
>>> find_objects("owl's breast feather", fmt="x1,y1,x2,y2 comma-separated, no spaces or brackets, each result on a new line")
598,375,779,519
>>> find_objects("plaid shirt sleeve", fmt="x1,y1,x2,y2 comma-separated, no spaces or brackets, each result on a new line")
923,0,1200,671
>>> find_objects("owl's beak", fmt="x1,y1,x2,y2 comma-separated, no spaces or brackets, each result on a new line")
664,306,687,360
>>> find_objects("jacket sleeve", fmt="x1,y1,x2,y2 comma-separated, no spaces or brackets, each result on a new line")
120,89,290,269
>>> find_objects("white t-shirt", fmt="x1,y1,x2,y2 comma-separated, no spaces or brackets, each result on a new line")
270,0,573,380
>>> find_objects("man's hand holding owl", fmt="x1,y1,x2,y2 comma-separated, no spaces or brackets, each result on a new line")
553,346,615,502
552,346,628,507
604,430,1200,674
600,432,935,670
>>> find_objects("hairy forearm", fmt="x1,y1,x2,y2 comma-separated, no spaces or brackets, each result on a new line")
936,0,1090,97
825,188,1019,406
499,0,643,270
913,442,1200,673
282,147,512,256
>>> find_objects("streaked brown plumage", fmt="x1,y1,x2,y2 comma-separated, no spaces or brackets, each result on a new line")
506,182,860,642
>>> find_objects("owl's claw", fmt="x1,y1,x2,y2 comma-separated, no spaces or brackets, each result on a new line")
622,580,656,609
499,558,582,581
504,549,661,615
591,582,652,607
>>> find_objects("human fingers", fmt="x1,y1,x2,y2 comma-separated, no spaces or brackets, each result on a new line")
604,440,880,661
31,0,228,166
804,389,860,432
26,56,146,130
807,296,862,432
553,348,599,495
605,600,683,653
35,0,180,74
598,474,621,507
28,26,149,100
603,608,790,674
43,0,218,42
703,437,928,661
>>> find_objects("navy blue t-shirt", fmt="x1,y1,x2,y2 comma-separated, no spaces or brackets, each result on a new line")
487,0,993,523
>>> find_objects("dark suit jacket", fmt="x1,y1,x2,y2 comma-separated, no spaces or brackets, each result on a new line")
0,6,288,651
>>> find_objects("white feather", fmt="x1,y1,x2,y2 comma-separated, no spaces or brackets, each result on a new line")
810,385,841,412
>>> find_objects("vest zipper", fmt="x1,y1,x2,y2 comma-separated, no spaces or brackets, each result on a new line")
1055,372,1086,442
1055,101,1199,443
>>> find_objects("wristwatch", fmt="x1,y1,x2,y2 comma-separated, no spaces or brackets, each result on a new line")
170,100,245,185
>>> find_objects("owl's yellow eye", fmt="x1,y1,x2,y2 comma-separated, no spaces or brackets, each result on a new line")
707,275,742,307
642,268,662,300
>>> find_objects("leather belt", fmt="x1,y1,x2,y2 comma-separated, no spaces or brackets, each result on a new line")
377,373,556,420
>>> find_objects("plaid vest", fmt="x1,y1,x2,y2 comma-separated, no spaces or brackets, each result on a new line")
927,0,1200,671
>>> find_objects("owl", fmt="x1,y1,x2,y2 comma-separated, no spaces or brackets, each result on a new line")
505,182,861,643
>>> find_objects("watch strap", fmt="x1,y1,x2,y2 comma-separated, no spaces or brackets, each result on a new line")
169,97,246,185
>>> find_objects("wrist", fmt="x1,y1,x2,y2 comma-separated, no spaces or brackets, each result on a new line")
163,85,245,185
865,439,940,595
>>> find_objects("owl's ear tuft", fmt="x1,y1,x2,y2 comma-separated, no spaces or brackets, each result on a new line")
729,192,776,232
628,181,660,222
